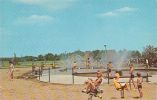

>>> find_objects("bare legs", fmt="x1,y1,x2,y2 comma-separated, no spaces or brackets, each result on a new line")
138,88,143,98
129,78,136,89
8,69,14,80
85,80,95,92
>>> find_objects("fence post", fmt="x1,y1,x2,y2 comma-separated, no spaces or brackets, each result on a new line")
49,67,51,83
108,71,109,84
146,67,149,82
72,69,74,84
39,67,40,81
146,72,149,82
32,63,33,73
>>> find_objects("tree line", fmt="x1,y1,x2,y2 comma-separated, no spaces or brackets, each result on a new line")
0,45,156,65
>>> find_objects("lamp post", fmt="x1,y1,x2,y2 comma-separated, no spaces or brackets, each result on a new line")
104,45,107,55
104,44,109,84
64,51,67,70
104,44,107,64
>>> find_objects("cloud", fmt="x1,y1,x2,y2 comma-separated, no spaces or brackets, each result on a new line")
98,6,136,17
115,7,135,12
14,0,77,10
14,15,54,25
99,12,117,17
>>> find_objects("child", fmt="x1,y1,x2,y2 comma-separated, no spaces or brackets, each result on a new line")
72,61,77,73
107,62,113,76
137,72,143,98
113,72,129,98
82,70,103,93
114,72,129,90
8,61,15,79
129,64,136,89
86,58,91,69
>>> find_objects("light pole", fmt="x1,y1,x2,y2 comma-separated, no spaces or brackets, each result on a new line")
104,45,107,56
104,44,109,84
64,51,67,70
104,44,107,63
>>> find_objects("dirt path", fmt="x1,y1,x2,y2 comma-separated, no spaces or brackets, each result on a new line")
0,68,157,100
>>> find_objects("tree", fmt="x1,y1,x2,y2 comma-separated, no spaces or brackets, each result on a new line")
142,45,157,66
73,50,84,57
45,53,54,61
130,50,141,58
23,56,36,61
54,54,60,60
93,50,100,60
38,55,44,61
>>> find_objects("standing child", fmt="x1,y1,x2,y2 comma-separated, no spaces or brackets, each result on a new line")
8,61,15,80
107,62,112,77
72,61,77,73
137,72,143,98
129,64,136,89
86,58,91,69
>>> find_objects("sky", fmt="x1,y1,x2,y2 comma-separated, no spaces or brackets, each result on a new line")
0,0,157,57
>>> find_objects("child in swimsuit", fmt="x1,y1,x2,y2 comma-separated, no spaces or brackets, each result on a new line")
113,72,130,98
137,72,143,98
82,70,103,93
105,62,112,78
86,58,91,69
8,61,15,79
114,72,128,90
72,61,77,73
129,64,136,89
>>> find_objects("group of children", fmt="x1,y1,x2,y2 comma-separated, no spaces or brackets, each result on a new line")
114,70,143,98
8,59,143,98
82,63,143,98
129,64,143,98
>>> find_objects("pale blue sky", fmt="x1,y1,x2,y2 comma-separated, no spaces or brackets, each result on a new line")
0,0,157,57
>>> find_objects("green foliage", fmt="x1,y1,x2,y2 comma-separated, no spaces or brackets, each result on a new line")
45,53,54,61
142,45,157,65
130,50,141,58
37,55,44,61
1,45,156,66
93,50,101,60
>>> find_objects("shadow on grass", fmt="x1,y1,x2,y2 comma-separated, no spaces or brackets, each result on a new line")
111,97,119,99
132,96,140,99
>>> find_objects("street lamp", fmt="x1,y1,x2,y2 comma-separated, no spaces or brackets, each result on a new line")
104,45,107,55
104,45,107,62
104,44,109,84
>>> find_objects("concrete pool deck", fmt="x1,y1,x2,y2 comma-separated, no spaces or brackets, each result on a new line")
38,68,157,84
